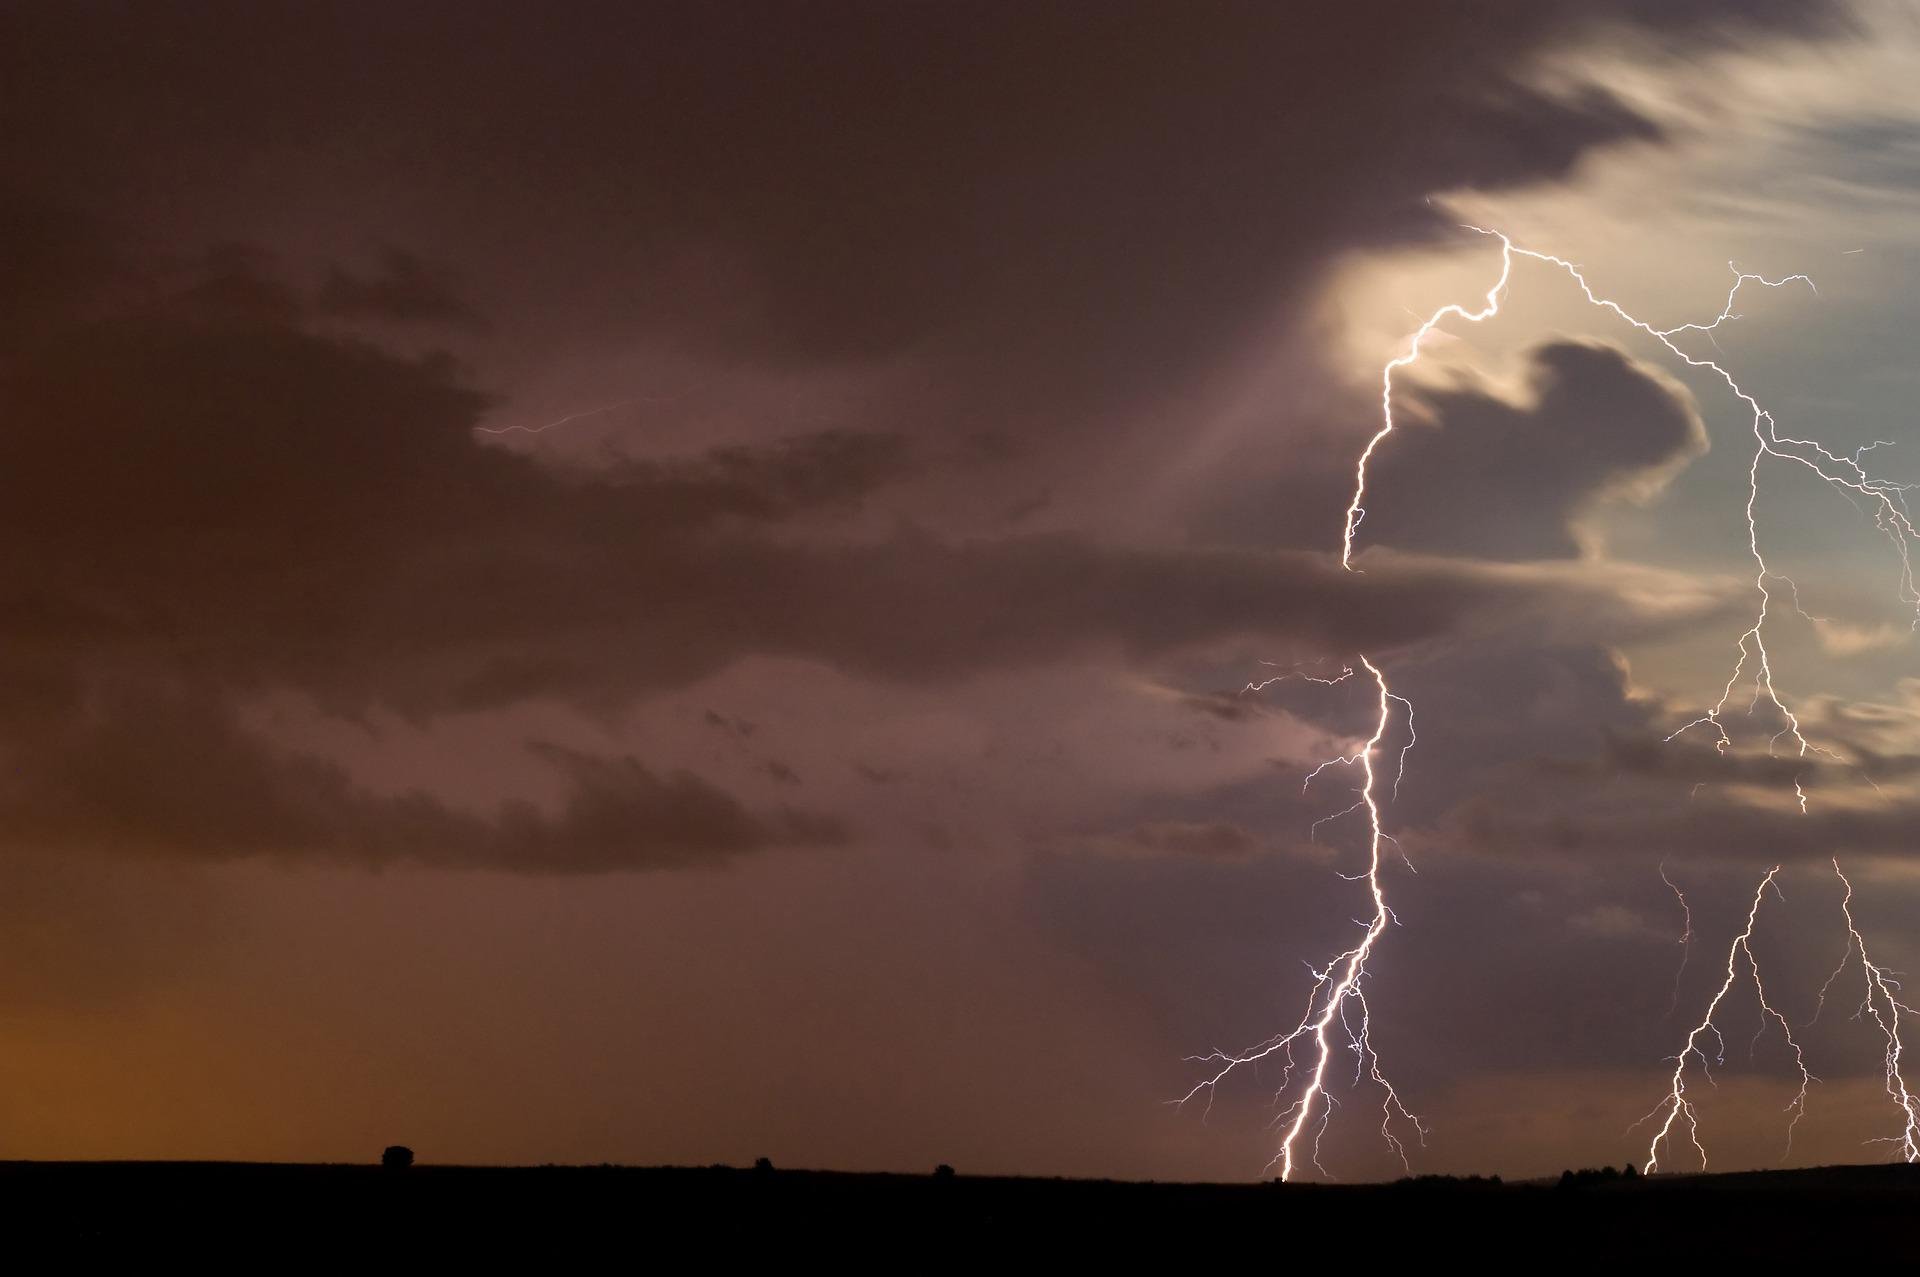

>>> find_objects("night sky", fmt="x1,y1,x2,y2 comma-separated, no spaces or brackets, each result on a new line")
5,2,1920,1180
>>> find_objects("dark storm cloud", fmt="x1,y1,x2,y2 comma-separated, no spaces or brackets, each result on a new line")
1584,730,1920,789
1179,692,1266,724
0,193,124,347
1147,634,1920,877
1373,652,1920,869
316,250,482,329
1357,341,1708,560
0,3,1851,442
1,243,1737,676
0,253,1741,870
1116,821,1262,859
0,250,881,868
0,2,1853,872
1434,772,1920,866
1,691,842,872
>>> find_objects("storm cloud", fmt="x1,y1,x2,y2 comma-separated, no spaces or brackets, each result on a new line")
3,0,1908,1185
1358,340,1709,560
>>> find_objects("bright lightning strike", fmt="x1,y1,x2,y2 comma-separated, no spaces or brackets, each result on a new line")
1177,657,1423,1181
1643,859,1920,1172
1822,859,1920,1162
1639,866,1815,1174
1191,223,1920,1181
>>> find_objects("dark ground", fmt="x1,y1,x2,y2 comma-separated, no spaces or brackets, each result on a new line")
3,1159,1914,1261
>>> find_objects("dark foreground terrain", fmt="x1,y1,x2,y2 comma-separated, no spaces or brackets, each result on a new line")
3,1159,1914,1261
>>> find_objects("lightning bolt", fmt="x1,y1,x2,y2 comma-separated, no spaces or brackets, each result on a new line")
1190,223,1920,1180
1177,657,1424,1181
475,401,639,437
475,383,712,437
1823,859,1920,1162
1353,229,1917,795
1639,866,1815,1173
1661,860,1694,1018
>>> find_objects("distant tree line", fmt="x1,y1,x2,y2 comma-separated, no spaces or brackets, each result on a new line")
1558,1164,1640,1188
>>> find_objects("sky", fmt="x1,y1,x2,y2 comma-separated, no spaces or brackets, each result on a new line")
4,1,1920,1181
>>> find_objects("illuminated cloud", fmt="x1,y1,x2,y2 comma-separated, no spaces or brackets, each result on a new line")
1359,340,1708,560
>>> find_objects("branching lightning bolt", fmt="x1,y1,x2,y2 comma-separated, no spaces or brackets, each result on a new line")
1821,859,1920,1162
1178,656,1423,1179
1354,230,1917,797
1639,867,1815,1173
1187,224,1920,1180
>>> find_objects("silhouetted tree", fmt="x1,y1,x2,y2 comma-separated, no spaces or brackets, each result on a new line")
753,1157,775,1174
382,1145,414,1170
1558,1165,1633,1190
933,1164,956,1180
